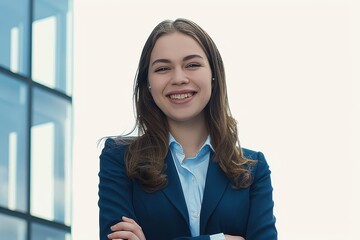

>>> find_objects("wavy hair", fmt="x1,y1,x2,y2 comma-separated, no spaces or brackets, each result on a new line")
119,18,256,192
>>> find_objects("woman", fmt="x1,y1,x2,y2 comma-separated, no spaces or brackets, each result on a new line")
98,18,277,240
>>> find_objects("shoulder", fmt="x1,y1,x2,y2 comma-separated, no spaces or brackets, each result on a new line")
100,138,125,155
98,137,136,176
241,147,271,181
100,136,137,154
242,148,259,160
99,137,135,167
242,148,267,163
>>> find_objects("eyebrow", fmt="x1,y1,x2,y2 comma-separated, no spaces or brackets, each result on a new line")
151,54,204,66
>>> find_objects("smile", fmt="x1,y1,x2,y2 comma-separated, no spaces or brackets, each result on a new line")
168,93,194,100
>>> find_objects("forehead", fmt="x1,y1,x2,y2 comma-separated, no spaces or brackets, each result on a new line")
150,32,207,61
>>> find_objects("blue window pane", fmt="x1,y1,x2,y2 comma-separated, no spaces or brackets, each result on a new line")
31,223,70,240
0,73,28,212
31,88,72,225
0,214,27,240
32,0,73,95
0,0,30,75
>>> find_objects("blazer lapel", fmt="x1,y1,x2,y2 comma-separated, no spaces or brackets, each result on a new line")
162,151,190,226
200,152,229,234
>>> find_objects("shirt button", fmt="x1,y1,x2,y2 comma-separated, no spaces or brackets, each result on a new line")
191,176,195,181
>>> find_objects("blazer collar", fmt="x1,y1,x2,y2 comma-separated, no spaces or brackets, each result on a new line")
161,151,190,225
161,151,229,234
200,152,229,234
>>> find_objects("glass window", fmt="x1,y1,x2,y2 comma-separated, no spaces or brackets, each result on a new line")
0,73,28,212
0,213,27,240
32,0,73,95
31,88,72,225
31,223,70,240
0,0,30,75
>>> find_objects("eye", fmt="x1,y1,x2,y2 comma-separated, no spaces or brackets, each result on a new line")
186,63,201,69
154,67,170,73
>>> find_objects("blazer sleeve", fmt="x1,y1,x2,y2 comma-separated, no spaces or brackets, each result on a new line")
246,151,278,240
173,236,210,240
98,138,137,240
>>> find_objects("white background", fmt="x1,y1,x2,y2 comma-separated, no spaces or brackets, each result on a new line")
73,0,360,239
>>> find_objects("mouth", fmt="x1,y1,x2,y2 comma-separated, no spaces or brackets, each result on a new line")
168,92,195,100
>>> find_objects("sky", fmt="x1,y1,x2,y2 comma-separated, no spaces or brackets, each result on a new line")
73,0,360,239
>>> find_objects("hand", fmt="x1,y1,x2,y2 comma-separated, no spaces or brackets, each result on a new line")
107,216,146,240
224,235,245,240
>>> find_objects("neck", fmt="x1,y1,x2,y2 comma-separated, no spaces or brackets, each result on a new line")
168,114,208,158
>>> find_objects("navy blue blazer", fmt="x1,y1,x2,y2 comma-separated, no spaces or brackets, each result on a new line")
98,138,277,240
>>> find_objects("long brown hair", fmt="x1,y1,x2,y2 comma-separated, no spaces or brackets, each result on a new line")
119,18,255,192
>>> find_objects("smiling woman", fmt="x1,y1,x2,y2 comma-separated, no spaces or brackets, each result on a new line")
97,18,277,240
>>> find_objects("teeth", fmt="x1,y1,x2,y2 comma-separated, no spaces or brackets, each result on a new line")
169,93,193,100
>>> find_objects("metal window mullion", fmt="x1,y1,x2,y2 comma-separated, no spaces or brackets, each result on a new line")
27,0,34,239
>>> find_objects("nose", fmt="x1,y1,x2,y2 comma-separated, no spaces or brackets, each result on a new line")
171,67,189,85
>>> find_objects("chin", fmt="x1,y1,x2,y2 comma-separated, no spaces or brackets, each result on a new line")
167,113,204,124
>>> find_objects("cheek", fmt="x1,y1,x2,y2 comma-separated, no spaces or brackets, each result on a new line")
204,79,213,97
148,74,166,91
205,87,212,104
148,84,165,108
149,82,163,96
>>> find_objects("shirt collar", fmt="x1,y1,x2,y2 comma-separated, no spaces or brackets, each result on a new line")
168,132,214,152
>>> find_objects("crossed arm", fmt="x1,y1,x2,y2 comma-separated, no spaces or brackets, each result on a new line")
107,216,245,240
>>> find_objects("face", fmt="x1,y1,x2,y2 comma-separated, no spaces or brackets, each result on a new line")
148,32,212,126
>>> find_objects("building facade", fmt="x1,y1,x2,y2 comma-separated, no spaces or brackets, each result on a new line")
0,0,73,239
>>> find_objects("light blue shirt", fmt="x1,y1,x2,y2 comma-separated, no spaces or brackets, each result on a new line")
169,134,225,240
